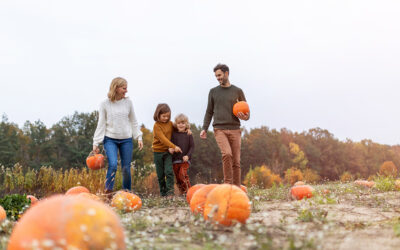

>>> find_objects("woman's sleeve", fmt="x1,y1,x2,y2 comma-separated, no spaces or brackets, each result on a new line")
93,102,107,146
129,100,143,141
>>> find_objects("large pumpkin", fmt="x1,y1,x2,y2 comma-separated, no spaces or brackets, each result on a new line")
204,184,251,226
233,101,250,117
7,195,126,250
290,185,314,200
0,205,6,221
186,184,205,204
111,191,142,212
86,153,105,170
190,184,219,214
26,195,38,206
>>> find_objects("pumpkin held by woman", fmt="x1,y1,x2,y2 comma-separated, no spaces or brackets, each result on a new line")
86,153,105,170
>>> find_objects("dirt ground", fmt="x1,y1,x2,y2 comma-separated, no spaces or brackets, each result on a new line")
120,184,400,249
2,184,400,249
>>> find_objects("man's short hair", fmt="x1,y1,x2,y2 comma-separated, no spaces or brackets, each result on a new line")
213,64,229,74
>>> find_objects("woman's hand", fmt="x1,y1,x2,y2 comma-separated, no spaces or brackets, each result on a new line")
174,146,182,153
93,145,100,154
183,155,189,162
168,148,175,154
138,140,143,150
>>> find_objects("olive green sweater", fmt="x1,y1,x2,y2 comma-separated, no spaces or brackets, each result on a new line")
202,84,247,131
152,121,176,152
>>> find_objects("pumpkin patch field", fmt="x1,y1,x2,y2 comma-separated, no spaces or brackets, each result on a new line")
2,181,400,249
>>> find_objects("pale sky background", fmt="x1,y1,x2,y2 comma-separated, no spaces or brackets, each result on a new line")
0,0,399,145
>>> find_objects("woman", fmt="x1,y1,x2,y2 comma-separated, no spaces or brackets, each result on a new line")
92,77,143,194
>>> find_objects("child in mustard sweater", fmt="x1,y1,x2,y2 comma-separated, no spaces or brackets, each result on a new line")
152,103,182,197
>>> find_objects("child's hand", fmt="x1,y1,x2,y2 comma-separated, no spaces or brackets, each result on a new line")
183,155,189,162
174,146,182,153
168,148,175,154
187,129,192,135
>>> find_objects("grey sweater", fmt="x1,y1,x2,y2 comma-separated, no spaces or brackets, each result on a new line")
202,84,247,131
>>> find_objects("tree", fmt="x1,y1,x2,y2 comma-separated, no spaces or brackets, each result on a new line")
289,142,308,171
379,161,397,177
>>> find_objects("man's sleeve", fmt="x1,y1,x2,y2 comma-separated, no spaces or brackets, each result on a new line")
238,88,247,102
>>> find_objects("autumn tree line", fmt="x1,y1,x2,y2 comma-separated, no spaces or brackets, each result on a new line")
1,112,400,184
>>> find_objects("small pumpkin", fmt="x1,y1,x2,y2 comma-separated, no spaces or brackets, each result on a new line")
233,101,250,117
66,186,90,195
294,181,305,186
186,184,205,203
322,189,330,195
26,195,38,206
190,184,219,214
354,180,375,188
111,191,142,212
290,185,314,200
86,152,105,170
0,205,6,221
204,184,251,226
7,195,126,250
395,180,400,190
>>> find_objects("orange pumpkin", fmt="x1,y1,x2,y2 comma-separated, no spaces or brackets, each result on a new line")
7,195,125,250
395,180,400,190
190,184,219,214
66,186,90,195
294,181,305,186
86,153,105,170
26,195,38,206
111,191,142,212
354,180,375,188
240,185,248,193
290,185,314,200
322,189,330,195
0,205,6,221
233,101,250,117
186,184,205,203
204,184,251,226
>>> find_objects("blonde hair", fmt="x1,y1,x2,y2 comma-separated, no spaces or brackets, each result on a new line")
173,113,190,131
107,77,127,102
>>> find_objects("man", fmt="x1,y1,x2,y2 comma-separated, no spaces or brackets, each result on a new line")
200,63,249,186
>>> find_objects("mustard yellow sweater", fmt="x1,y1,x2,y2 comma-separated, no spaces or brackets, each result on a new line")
152,121,176,152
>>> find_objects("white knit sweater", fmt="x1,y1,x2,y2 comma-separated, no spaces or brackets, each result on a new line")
93,97,142,146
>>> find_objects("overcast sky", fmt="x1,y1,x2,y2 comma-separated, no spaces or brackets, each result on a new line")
0,0,399,145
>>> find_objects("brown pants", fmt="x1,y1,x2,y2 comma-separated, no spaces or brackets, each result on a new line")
214,129,241,186
173,162,191,194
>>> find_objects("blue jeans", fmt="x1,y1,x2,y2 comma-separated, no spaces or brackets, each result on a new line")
103,136,133,191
